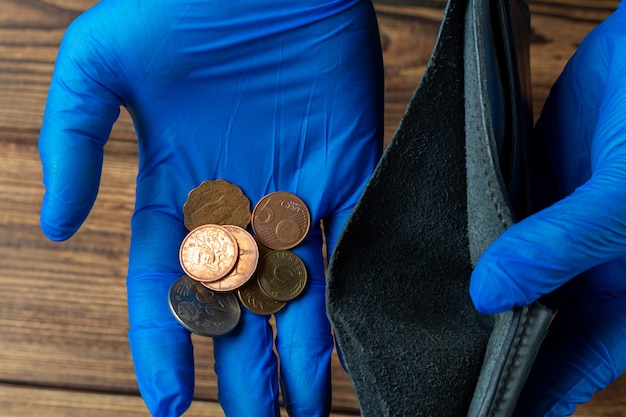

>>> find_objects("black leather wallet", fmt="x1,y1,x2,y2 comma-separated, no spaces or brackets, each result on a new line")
326,0,554,415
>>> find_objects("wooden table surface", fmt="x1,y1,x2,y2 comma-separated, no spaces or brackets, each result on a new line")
1,0,624,415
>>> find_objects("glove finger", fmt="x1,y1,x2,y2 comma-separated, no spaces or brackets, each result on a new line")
513,278,626,416
212,309,280,416
470,31,626,315
275,278,333,416
39,12,122,241
470,172,626,314
127,209,195,417
128,319,194,417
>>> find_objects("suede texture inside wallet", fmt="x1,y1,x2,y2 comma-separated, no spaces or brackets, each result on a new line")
326,0,554,416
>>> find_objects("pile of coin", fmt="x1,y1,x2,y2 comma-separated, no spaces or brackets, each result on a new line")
168,179,312,337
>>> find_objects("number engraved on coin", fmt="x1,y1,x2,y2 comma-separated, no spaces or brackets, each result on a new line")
203,225,259,292
237,274,287,315
168,275,241,336
257,250,307,301
183,179,251,231
179,224,238,282
251,191,311,250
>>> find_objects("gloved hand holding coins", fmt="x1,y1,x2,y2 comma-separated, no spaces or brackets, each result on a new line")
38,0,384,416
170,180,312,337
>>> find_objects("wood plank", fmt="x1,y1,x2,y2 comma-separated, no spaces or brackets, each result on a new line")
1,0,625,416
0,383,357,417
376,2,444,145
528,0,618,119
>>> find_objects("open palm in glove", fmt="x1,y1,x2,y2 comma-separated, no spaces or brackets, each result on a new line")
38,1,383,416
471,3,626,416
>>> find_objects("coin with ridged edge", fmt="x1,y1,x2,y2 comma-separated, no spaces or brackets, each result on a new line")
183,179,251,231
257,250,307,302
169,275,241,336
179,224,238,282
203,225,259,292
251,191,311,250
237,274,287,315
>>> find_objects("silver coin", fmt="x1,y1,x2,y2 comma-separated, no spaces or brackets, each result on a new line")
168,275,241,336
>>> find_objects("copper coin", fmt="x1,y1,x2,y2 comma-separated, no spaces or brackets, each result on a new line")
203,225,259,292
179,224,239,282
254,236,273,259
183,179,251,231
251,191,311,250
237,274,287,315
168,275,241,336
257,250,308,302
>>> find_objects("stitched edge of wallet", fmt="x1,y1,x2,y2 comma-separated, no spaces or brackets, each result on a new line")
467,302,553,417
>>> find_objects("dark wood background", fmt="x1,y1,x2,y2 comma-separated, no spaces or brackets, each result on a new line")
1,0,624,415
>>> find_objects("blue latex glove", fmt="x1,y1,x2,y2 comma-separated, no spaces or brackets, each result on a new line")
38,1,383,416
470,3,626,416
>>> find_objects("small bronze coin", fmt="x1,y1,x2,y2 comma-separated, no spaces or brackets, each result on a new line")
203,225,259,292
254,236,273,259
237,274,287,315
179,224,239,282
257,250,308,302
183,179,251,231
251,191,311,250
169,275,241,336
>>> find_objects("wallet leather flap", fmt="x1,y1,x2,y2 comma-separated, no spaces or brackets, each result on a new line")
326,1,552,415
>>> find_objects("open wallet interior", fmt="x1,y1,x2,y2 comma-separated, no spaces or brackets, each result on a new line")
326,0,555,415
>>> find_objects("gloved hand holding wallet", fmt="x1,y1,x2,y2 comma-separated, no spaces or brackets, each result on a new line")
470,2,626,415
38,1,383,416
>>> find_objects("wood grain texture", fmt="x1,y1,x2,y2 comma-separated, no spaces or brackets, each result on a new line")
0,0,623,415
0,383,357,417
